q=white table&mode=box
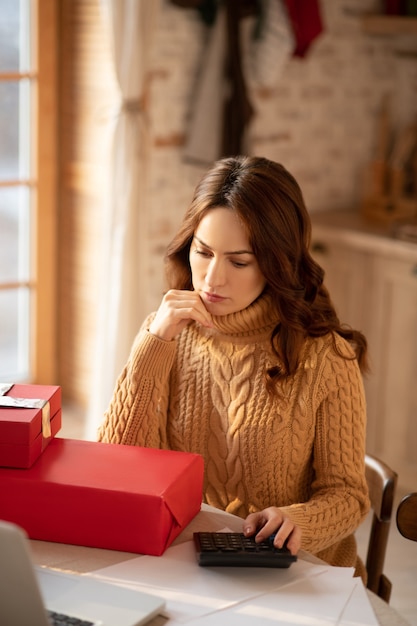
[29,504,410,626]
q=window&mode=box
[0,0,33,381]
[0,0,58,383]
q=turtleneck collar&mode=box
[209,291,280,337]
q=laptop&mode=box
[0,520,165,626]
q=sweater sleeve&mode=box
[279,338,370,554]
[97,314,177,448]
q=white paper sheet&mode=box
[92,545,325,621]
[338,578,379,626]
[90,539,367,624]
[180,571,378,626]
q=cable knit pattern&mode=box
[98,292,370,575]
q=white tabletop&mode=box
[29,504,410,626]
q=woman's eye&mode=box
[195,248,211,258]
[231,260,248,268]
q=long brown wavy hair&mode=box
[165,155,368,390]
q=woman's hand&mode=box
[149,290,213,342]
[242,507,302,556]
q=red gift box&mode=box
[0,437,204,555]
[0,384,61,468]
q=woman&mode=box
[98,155,370,578]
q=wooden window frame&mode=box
[33,0,58,382]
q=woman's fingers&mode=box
[285,524,302,554]
[243,508,301,556]
[149,290,213,341]
[271,516,302,553]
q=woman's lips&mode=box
[203,292,226,303]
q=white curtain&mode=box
[85,0,160,439]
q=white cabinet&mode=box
[364,254,417,490]
[311,212,417,492]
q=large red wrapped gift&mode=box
[0,384,61,468]
[0,437,204,555]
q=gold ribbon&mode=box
[0,384,52,438]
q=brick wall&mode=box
[143,0,417,309]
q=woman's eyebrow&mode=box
[194,236,254,256]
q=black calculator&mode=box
[193,532,297,568]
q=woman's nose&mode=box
[205,258,225,287]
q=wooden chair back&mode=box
[396,492,417,542]
[364,453,398,603]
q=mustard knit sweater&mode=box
[98,293,370,576]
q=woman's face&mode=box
[189,207,266,316]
